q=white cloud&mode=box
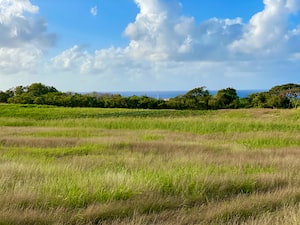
[43,0,300,90]
[1,0,300,91]
[229,0,300,58]
[52,0,245,70]
[0,0,55,74]
[0,47,42,73]
[122,1,244,61]
[285,0,300,12]
[52,45,90,72]
[51,45,130,75]
[0,0,52,48]
[0,0,38,24]
[90,6,97,16]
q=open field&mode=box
[0,104,300,224]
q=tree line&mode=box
[0,83,299,110]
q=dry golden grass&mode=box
[0,106,299,224]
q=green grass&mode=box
[0,104,300,224]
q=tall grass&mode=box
[0,104,299,224]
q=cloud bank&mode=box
[1,0,300,91]
[50,0,300,89]
[229,0,300,58]
[0,0,56,74]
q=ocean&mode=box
[112,90,266,99]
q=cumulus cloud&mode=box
[49,0,300,90]
[123,0,300,61]
[229,0,300,58]
[0,0,38,23]
[0,0,56,48]
[123,0,243,61]
[0,0,56,74]
[52,45,88,71]
[52,0,245,72]
[90,6,98,16]
[52,0,300,64]
[0,47,42,73]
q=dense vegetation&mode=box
[0,83,299,109]
[0,105,300,224]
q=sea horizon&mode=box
[105,89,267,99]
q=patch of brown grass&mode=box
[0,137,79,148]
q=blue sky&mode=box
[0,0,300,92]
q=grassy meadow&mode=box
[0,104,300,224]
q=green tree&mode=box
[266,95,290,108]
[165,96,186,109]
[267,83,299,108]
[215,88,239,109]
[8,83,59,104]
[27,83,57,97]
[249,92,270,108]
[126,95,141,108]
[0,92,8,103]
[14,86,25,96]
[269,83,300,94]
[0,90,13,103]
[182,87,211,110]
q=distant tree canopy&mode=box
[0,82,299,110]
[214,88,239,109]
[249,83,300,108]
[7,83,58,105]
[184,87,210,109]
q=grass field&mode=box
[0,104,300,225]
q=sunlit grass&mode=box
[0,104,299,224]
